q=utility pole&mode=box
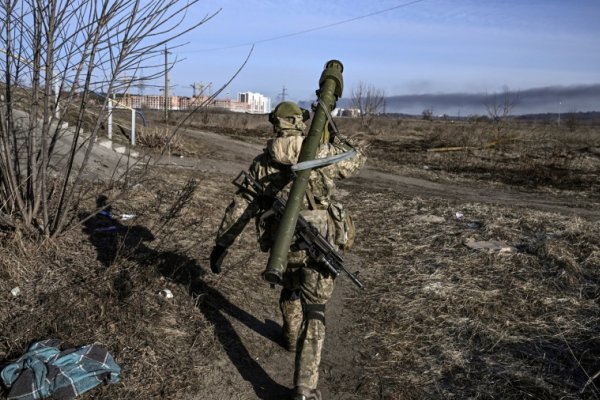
[164,45,171,122]
[278,85,287,102]
[558,101,562,125]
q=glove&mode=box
[209,245,228,274]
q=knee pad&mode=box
[303,303,326,325]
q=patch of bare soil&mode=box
[1,121,599,400]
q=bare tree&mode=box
[0,0,218,236]
[421,108,434,121]
[350,81,385,127]
[484,86,520,123]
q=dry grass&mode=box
[0,169,225,399]
[343,191,600,399]
[173,110,600,192]
[1,112,599,399]
[357,117,600,192]
[135,126,185,155]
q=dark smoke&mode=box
[335,84,600,116]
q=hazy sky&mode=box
[164,0,600,103]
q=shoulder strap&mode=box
[305,188,318,210]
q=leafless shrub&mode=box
[351,81,385,128]
[0,0,217,236]
[136,126,184,154]
[484,87,520,122]
[422,108,433,121]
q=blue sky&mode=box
[162,0,600,104]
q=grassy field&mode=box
[1,110,599,399]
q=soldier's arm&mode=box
[210,166,264,274]
[319,136,367,179]
[215,193,261,248]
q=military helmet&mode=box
[269,101,310,125]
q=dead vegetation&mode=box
[171,109,600,193]
[359,117,600,192]
[344,191,600,399]
[135,126,186,155]
[1,113,599,399]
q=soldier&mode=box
[209,101,366,400]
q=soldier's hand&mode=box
[210,245,228,274]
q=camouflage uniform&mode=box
[214,104,366,396]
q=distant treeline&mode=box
[516,111,600,122]
[378,111,600,123]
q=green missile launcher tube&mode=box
[263,60,344,284]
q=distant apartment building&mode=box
[237,92,271,113]
[117,91,271,113]
[333,108,361,117]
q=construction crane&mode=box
[190,82,210,98]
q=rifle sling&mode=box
[305,188,318,211]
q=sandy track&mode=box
[159,127,600,221]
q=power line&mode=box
[278,86,288,101]
[185,0,426,53]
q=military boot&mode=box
[292,386,322,400]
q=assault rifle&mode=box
[233,170,364,290]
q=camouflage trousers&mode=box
[280,256,335,391]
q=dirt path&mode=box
[148,127,599,399]
[352,170,600,221]
[161,128,600,221]
[189,250,364,400]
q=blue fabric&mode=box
[1,339,121,400]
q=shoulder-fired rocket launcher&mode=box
[262,59,344,285]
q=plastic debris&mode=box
[464,238,515,253]
[10,287,21,297]
[159,289,174,299]
[120,214,136,220]
[455,212,464,219]
[98,210,113,219]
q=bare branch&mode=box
[0,0,216,235]
[351,81,385,127]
